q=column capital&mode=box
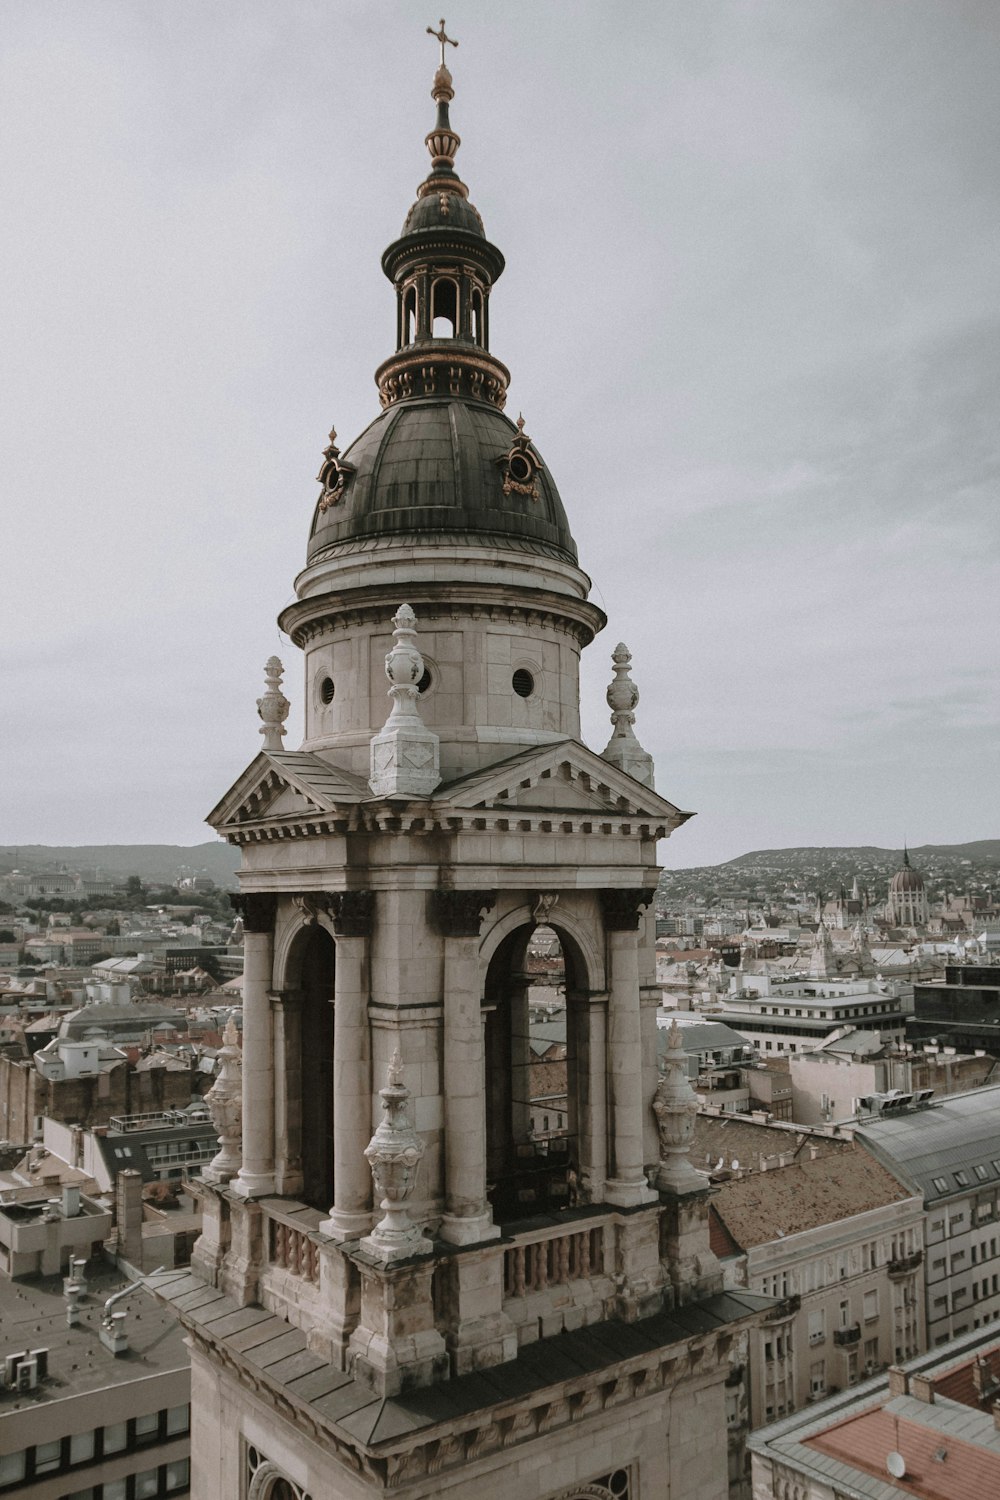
[431,889,496,938]
[230,892,277,934]
[598,888,656,932]
[331,891,374,937]
[287,890,374,936]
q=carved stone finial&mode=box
[600,641,655,789]
[652,1020,705,1194]
[368,605,441,799]
[257,657,289,752]
[202,1015,242,1185]
[360,1053,432,1263]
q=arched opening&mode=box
[484,922,588,1222]
[402,285,416,346]
[471,287,483,345]
[295,925,335,1212]
[431,276,458,338]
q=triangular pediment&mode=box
[206,750,368,833]
[434,740,692,827]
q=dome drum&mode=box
[375,345,509,410]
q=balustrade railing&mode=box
[268,1216,319,1284]
[503,1223,605,1299]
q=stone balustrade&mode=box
[503,1221,606,1299]
[267,1206,320,1284]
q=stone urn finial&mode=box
[368,605,441,799]
[203,1015,242,1184]
[360,1052,432,1262]
[652,1021,705,1194]
[257,657,290,752]
[600,642,655,788]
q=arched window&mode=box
[484,922,588,1222]
[403,285,417,346]
[471,287,484,344]
[282,925,335,1212]
[431,276,458,338]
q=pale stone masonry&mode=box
[163,30,773,1500]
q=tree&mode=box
[0,929,15,943]
[125,875,145,896]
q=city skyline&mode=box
[2,1,997,866]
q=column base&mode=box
[604,1177,659,1208]
[439,1211,501,1247]
[231,1171,275,1200]
[318,1207,373,1242]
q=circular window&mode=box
[508,452,533,483]
[320,677,335,704]
[512,668,534,698]
[417,667,432,694]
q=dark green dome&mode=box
[308,399,578,565]
[401,190,485,238]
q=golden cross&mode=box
[427,18,458,68]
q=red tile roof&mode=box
[807,1406,1000,1498]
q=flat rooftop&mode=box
[0,1264,190,1410]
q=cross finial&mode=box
[427,18,458,68]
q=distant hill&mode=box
[721,840,1000,869]
[0,842,241,887]
[660,839,1000,891]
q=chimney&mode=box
[62,1184,81,1218]
[116,1169,143,1269]
[887,1367,908,1397]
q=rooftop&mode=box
[710,1144,914,1250]
[148,1269,770,1461]
[0,1267,190,1409]
[855,1085,1000,1204]
[751,1326,1000,1499]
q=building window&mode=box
[34,1441,62,1475]
[863,1289,878,1322]
[69,1431,96,1464]
[0,1453,26,1487]
[810,1360,826,1396]
[166,1405,190,1436]
[102,1422,128,1455]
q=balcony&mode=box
[764,1294,801,1323]
[834,1323,861,1347]
[888,1249,923,1278]
[503,1219,606,1299]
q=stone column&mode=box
[231,894,277,1200]
[271,990,302,1198]
[600,889,659,1209]
[433,890,499,1246]
[640,982,662,1173]
[320,891,374,1240]
[577,992,608,1203]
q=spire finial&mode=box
[600,642,655,789]
[257,657,289,752]
[427,18,458,70]
[368,604,441,798]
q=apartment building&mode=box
[750,1324,1000,1500]
[709,1146,925,1428]
[0,1264,190,1499]
[855,1085,1000,1347]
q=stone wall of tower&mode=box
[189,1330,734,1500]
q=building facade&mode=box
[855,1087,1000,1348]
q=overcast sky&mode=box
[2,1,997,867]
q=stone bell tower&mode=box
[157,26,769,1500]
